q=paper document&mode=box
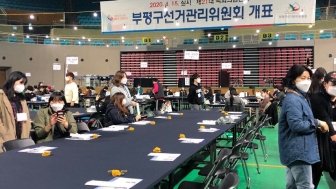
[85,177,142,189]
[130,120,151,125]
[167,112,183,116]
[136,103,140,116]
[154,116,169,119]
[197,120,216,125]
[227,111,243,114]
[179,138,204,144]
[67,133,100,140]
[332,122,336,131]
[148,153,181,161]
[199,128,219,133]
[19,146,57,153]
[100,125,129,131]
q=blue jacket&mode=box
[278,90,320,166]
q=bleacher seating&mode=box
[60,39,71,46]
[320,32,333,39]
[183,39,194,45]
[7,36,17,43]
[23,38,35,44]
[284,34,297,40]
[198,38,209,44]
[301,33,314,40]
[77,14,101,26]
[43,38,53,45]
[0,0,64,11]
[90,40,105,46]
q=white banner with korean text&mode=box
[100,0,315,33]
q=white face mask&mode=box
[295,79,311,93]
[105,91,111,96]
[50,103,64,112]
[327,86,336,96]
[196,78,201,83]
[122,99,127,105]
[14,84,25,93]
[121,78,127,85]
[65,77,70,82]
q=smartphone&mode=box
[56,111,65,117]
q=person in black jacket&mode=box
[187,73,203,110]
[310,71,336,188]
[104,92,141,126]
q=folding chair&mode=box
[2,138,35,151]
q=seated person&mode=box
[180,87,187,97]
[203,86,213,104]
[25,85,36,101]
[105,92,141,125]
[161,100,173,113]
[135,84,143,95]
[260,88,271,113]
[33,91,77,143]
[225,88,245,111]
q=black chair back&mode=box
[3,138,35,151]
[218,172,239,189]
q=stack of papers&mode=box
[197,120,217,125]
[332,122,336,130]
[148,153,181,161]
[19,146,57,153]
[198,128,219,133]
[227,111,243,114]
[100,125,129,132]
[179,138,204,144]
[67,133,101,140]
[85,177,142,189]
[131,120,152,125]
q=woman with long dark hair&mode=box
[0,71,31,152]
[105,92,141,126]
[33,91,77,143]
[279,65,329,188]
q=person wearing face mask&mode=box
[0,71,31,152]
[104,92,141,126]
[33,91,77,143]
[64,72,79,107]
[279,65,329,189]
[136,84,143,95]
[310,71,336,188]
[111,71,138,114]
[187,73,204,110]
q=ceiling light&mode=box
[194,39,198,42]
[268,42,272,45]
[156,39,160,43]
[29,14,35,20]
[233,44,236,48]
[319,30,324,33]
[121,36,125,40]
[198,46,202,50]
[73,26,78,30]
[93,12,98,17]
[233,36,237,40]
[207,33,211,37]
[308,24,313,28]
[26,35,30,38]
[256,29,260,33]
[166,47,169,50]
[11,33,15,36]
[306,38,311,41]
[88,38,91,42]
[135,46,139,49]
[56,37,59,41]
[82,36,86,39]
[275,33,279,37]
[106,44,110,47]
[45,35,49,38]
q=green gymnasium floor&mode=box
[174,125,330,189]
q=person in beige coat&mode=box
[34,91,77,143]
[0,71,32,153]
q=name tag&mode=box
[17,113,28,122]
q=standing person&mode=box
[152,78,164,110]
[187,73,203,110]
[64,72,79,107]
[111,71,137,114]
[310,71,336,188]
[279,65,329,189]
[0,71,32,152]
[33,92,77,143]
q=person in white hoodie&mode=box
[64,72,79,107]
